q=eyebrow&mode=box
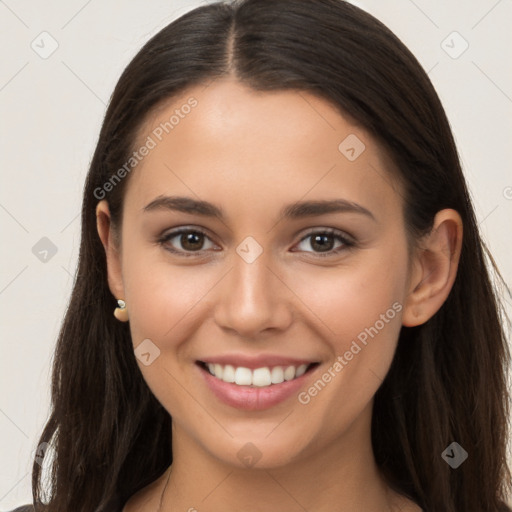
[143,195,375,221]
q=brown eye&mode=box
[293,229,355,256]
[159,228,217,255]
[180,232,205,251]
[310,234,335,252]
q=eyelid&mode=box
[297,227,355,243]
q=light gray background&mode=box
[1,0,511,508]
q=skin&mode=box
[97,78,462,511]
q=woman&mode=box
[12,0,511,510]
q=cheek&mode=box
[120,239,216,352]
[288,251,408,413]
[120,249,219,420]
[127,270,212,344]
[288,253,407,349]
[288,251,408,438]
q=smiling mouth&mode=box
[197,361,319,388]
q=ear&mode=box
[402,209,463,327]
[96,200,125,304]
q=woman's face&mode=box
[107,79,414,468]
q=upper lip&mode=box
[198,354,319,370]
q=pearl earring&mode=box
[114,299,129,322]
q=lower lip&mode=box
[197,364,317,411]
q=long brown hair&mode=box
[32,1,511,510]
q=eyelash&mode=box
[157,227,355,258]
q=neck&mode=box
[157,405,403,512]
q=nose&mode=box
[213,252,293,339]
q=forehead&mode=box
[125,78,402,221]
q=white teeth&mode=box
[234,367,252,386]
[284,366,296,381]
[205,362,312,387]
[214,364,224,380]
[222,364,235,383]
[252,367,272,387]
[270,366,284,384]
[296,364,308,377]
